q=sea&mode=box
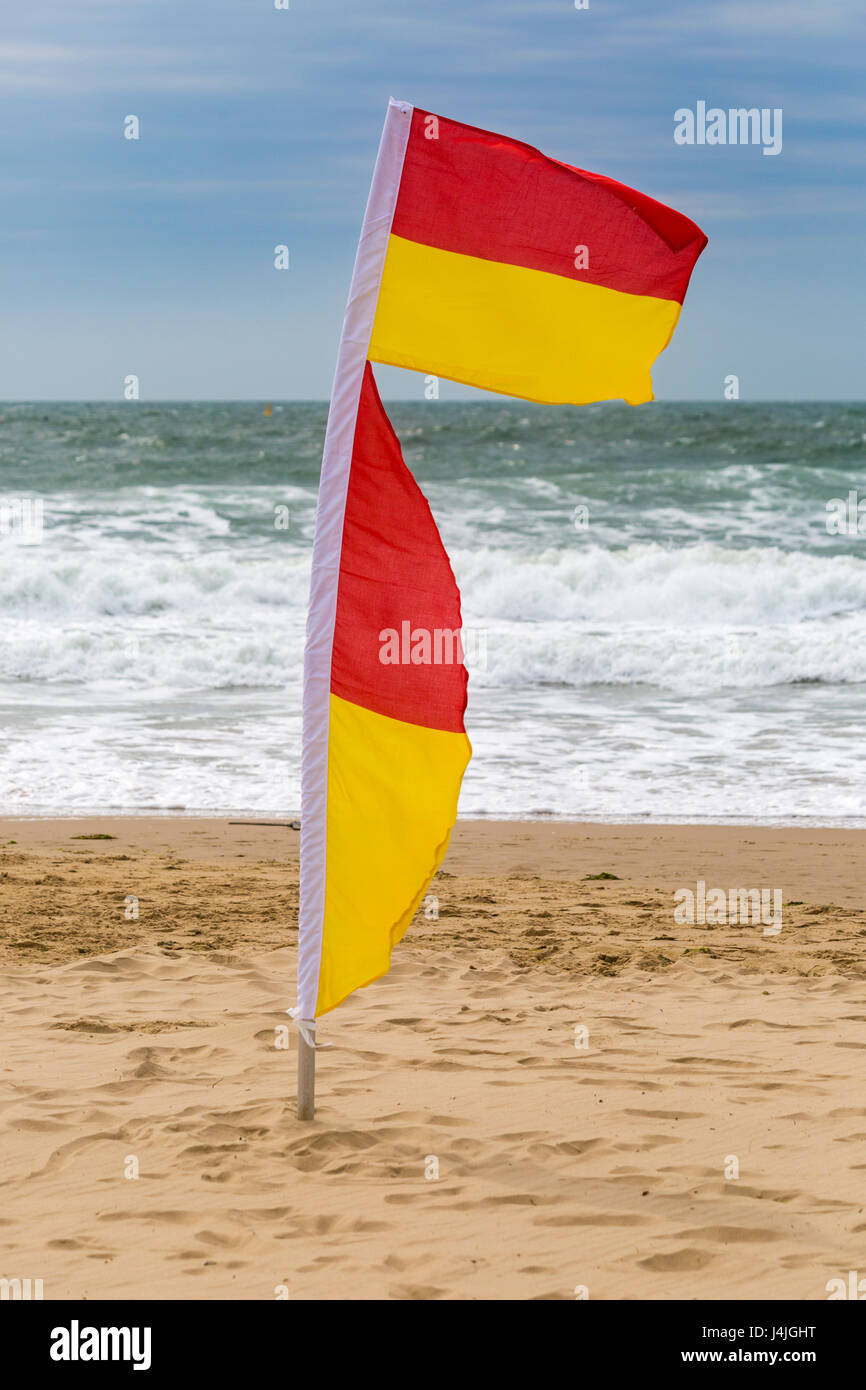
[1,399,865,824]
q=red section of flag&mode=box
[391,108,707,304]
[330,363,468,734]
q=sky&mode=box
[0,0,863,400]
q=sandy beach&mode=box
[1,816,865,1300]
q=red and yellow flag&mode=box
[295,99,706,1032]
[370,107,707,405]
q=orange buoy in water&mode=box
[264,403,273,417]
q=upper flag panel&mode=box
[369,107,707,406]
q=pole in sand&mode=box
[297,1031,315,1121]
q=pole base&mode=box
[297,1032,315,1121]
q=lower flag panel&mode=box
[316,693,472,1017]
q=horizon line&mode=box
[0,398,863,407]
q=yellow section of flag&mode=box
[369,234,683,406]
[317,693,472,1016]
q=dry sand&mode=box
[0,816,864,1300]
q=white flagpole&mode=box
[294,98,413,1121]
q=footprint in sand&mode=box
[639,1248,716,1272]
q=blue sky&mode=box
[0,0,863,400]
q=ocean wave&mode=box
[0,540,865,693]
[5,539,865,626]
[466,616,866,693]
[0,547,311,619]
[454,541,866,627]
[0,630,305,688]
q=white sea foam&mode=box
[2,540,866,695]
[455,541,866,628]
